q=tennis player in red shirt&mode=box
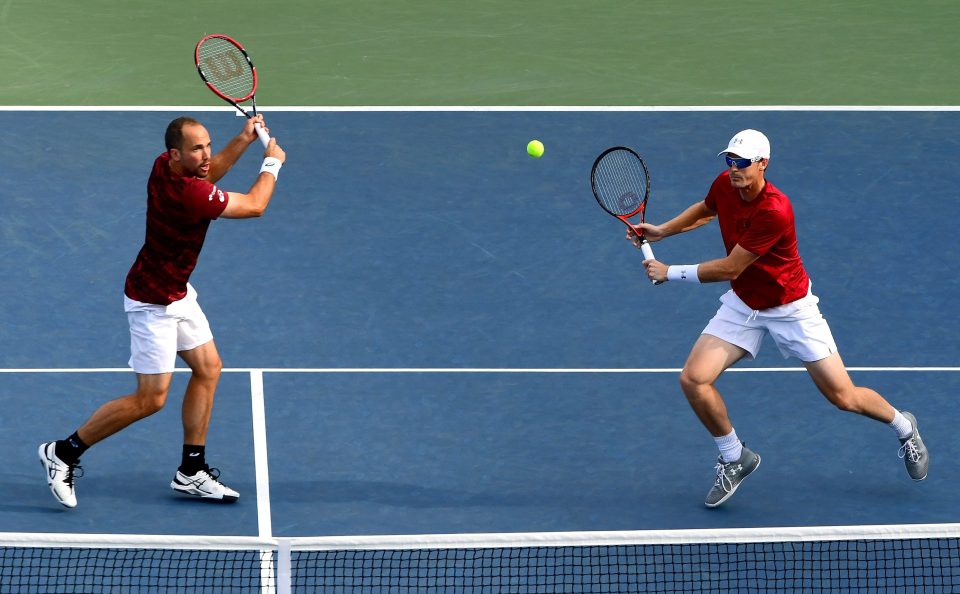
[634,129,928,507]
[39,115,286,508]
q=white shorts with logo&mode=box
[702,285,838,362]
[124,283,214,374]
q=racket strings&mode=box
[197,38,255,101]
[593,151,649,217]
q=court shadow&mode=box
[0,474,69,516]
[271,479,554,509]
[277,477,677,508]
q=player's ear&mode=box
[168,148,181,161]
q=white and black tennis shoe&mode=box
[38,442,81,508]
[171,467,239,502]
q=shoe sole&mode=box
[705,455,761,508]
[38,443,77,509]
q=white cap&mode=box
[717,129,770,160]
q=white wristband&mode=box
[666,264,701,283]
[260,157,282,181]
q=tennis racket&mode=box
[194,34,271,148]
[590,146,660,284]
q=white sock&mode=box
[714,429,743,463]
[889,410,913,440]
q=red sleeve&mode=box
[738,207,788,256]
[182,178,229,219]
[703,172,727,212]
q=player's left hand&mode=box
[642,258,668,283]
[626,223,665,249]
[243,114,269,141]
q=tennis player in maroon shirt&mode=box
[633,129,928,507]
[39,115,286,508]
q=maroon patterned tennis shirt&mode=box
[124,153,229,305]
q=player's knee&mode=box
[679,368,709,397]
[193,356,223,382]
[825,388,860,413]
[135,389,169,416]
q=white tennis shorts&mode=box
[124,283,214,374]
[702,285,838,362]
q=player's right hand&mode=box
[244,114,267,140]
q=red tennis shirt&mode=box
[124,153,229,305]
[703,171,809,310]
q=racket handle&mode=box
[254,123,271,148]
[638,240,663,285]
[639,241,654,261]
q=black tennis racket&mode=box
[195,34,271,148]
[590,146,660,284]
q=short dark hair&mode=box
[165,116,202,152]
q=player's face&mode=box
[172,124,213,178]
[726,154,766,188]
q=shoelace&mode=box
[898,438,922,463]
[64,463,84,488]
[195,466,223,482]
[713,462,733,494]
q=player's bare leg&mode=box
[170,339,238,501]
[680,334,760,506]
[803,353,894,421]
[679,334,748,437]
[40,373,172,507]
[77,373,174,446]
[805,352,928,480]
[177,340,222,445]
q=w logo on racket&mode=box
[202,52,246,82]
[618,191,641,213]
[195,34,271,148]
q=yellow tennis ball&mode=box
[527,139,544,158]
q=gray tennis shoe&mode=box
[705,444,761,508]
[898,411,928,481]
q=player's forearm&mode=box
[243,175,276,217]
[208,134,256,182]
[693,259,741,282]
[660,201,715,237]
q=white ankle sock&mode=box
[714,429,742,463]
[889,410,913,440]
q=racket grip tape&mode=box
[638,240,662,285]
[254,123,271,148]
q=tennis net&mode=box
[3,523,960,593]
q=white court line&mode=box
[250,370,273,539]
[1,105,959,112]
[1,367,958,373]
[249,371,278,593]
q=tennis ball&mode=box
[527,139,544,158]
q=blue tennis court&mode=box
[1,108,959,590]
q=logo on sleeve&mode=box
[208,186,225,203]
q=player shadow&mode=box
[0,474,74,515]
